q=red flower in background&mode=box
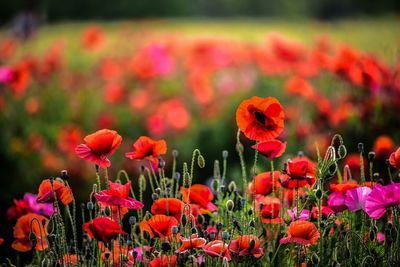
[37,179,73,206]
[83,217,126,243]
[10,62,31,97]
[236,96,284,142]
[176,234,207,253]
[95,181,143,209]
[151,198,185,220]
[12,213,49,252]
[75,129,122,168]
[229,235,263,258]
[81,26,105,51]
[248,171,281,196]
[140,214,178,239]
[389,147,400,169]
[252,139,286,159]
[281,156,316,189]
[125,136,167,166]
[180,184,217,214]
[58,126,82,155]
[203,240,231,261]
[280,220,320,246]
[149,255,177,267]
[373,135,394,159]
[256,195,281,224]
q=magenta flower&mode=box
[95,181,144,209]
[327,192,347,212]
[288,208,310,221]
[7,193,54,221]
[0,67,13,84]
[365,183,400,219]
[377,232,385,243]
[345,186,371,212]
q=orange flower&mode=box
[83,217,126,244]
[125,136,167,166]
[75,129,122,168]
[329,180,359,193]
[280,220,320,246]
[12,213,49,252]
[236,96,284,142]
[203,240,231,261]
[37,179,73,206]
[256,195,281,224]
[140,215,178,239]
[252,139,286,159]
[180,184,217,214]
[389,147,400,169]
[373,135,394,159]
[151,198,185,221]
[229,234,263,258]
[149,255,177,267]
[176,234,207,253]
[81,26,104,50]
[248,171,281,196]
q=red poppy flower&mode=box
[389,147,400,169]
[203,240,231,261]
[229,235,263,258]
[281,157,316,188]
[95,181,143,209]
[248,171,281,196]
[149,255,177,267]
[176,234,207,253]
[75,129,122,168]
[180,184,217,214]
[100,240,134,266]
[329,180,359,193]
[0,238,3,246]
[151,198,184,221]
[140,214,178,239]
[37,179,73,206]
[236,96,284,142]
[81,26,105,51]
[125,136,167,166]
[252,139,286,159]
[311,206,334,219]
[256,195,281,224]
[9,62,31,97]
[373,135,394,159]
[83,217,126,244]
[57,126,82,155]
[12,213,49,252]
[280,220,320,246]
[59,254,79,265]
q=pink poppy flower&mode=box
[365,183,400,219]
[377,232,385,242]
[95,181,144,209]
[288,208,310,221]
[344,186,371,212]
[327,192,347,212]
[75,129,122,168]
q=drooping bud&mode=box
[198,155,205,168]
[226,200,234,211]
[228,181,237,193]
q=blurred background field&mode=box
[0,0,400,260]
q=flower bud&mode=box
[87,202,94,211]
[173,172,181,181]
[358,143,364,154]
[151,193,159,201]
[315,189,323,199]
[197,155,205,168]
[197,214,205,225]
[228,181,237,193]
[158,157,166,168]
[248,208,253,216]
[181,215,187,227]
[61,170,69,180]
[221,231,230,241]
[191,227,198,234]
[161,241,171,252]
[249,220,255,228]
[311,253,320,264]
[368,151,375,161]
[172,226,179,235]
[172,149,179,158]
[129,216,136,225]
[216,222,223,231]
[226,200,234,211]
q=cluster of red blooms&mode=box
[1,26,399,182]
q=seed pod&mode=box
[172,149,179,158]
[311,253,319,264]
[198,155,205,168]
[129,216,136,225]
[209,232,216,240]
[191,228,198,234]
[172,226,179,235]
[236,142,244,153]
[87,202,94,211]
[61,170,69,180]
[221,231,230,241]
[358,143,364,154]
[228,181,237,193]
[222,150,229,159]
[368,152,376,161]
[161,241,171,252]
[173,172,181,181]
[338,145,347,158]
[158,157,166,168]
[249,220,255,228]
[211,179,219,192]
[248,208,253,216]
[151,193,159,201]
[226,200,234,211]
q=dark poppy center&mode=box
[253,110,275,130]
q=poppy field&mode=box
[1,18,400,266]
